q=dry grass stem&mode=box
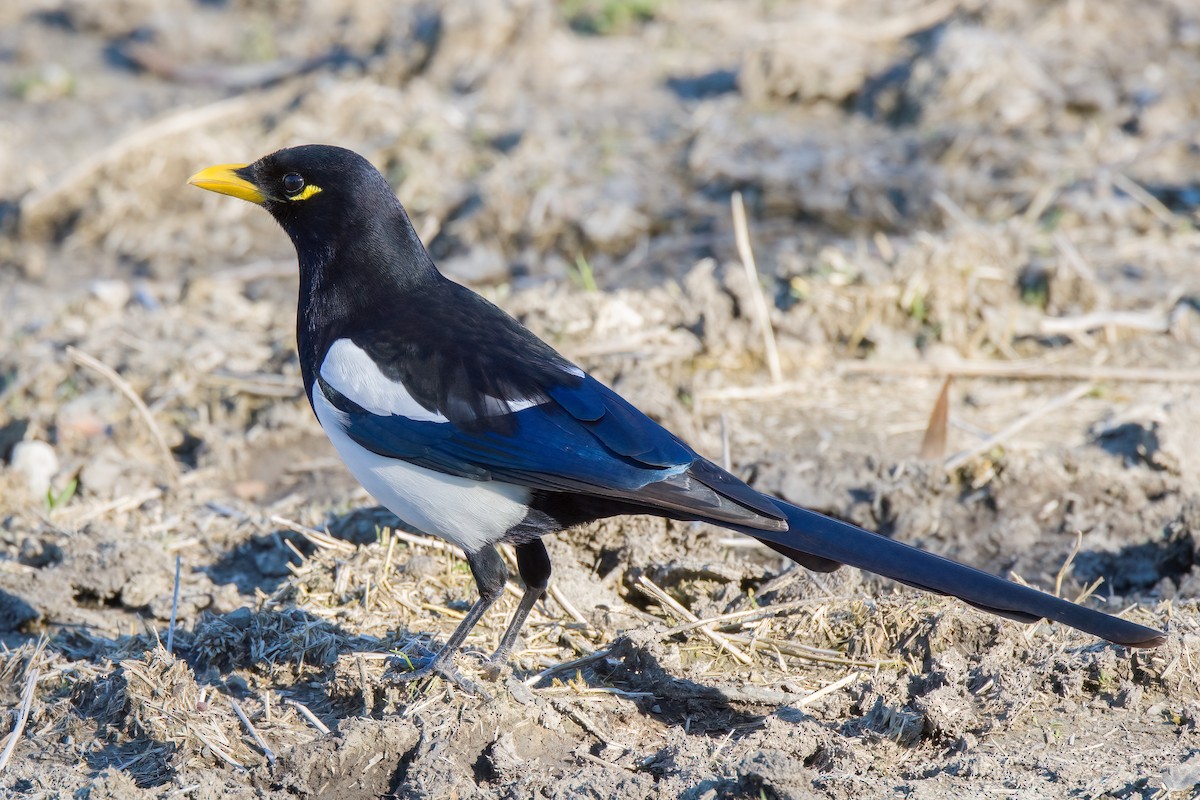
[167,554,181,655]
[1054,531,1085,599]
[269,515,356,553]
[547,698,625,748]
[918,377,952,460]
[340,653,392,661]
[943,383,1093,471]
[931,191,973,227]
[795,671,863,708]
[1052,230,1100,284]
[1025,530,1088,641]
[62,487,164,527]
[1040,309,1174,336]
[835,360,1200,384]
[356,656,370,718]
[637,575,753,665]
[207,260,296,284]
[381,532,398,585]
[0,665,40,773]
[421,603,466,621]
[281,538,308,571]
[67,346,179,484]
[1074,577,1105,606]
[1110,172,1177,226]
[658,598,835,638]
[703,362,1200,406]
[542,686,654,699]
[730,191,783,384]
[548,585,594,632]
[284,699,331,735]
[201,370,302,398]
[844,0,960,43]
[719,633,897,668]
[525,649,614,687]
[390,528,465,558]
[719,413,732,471]
[230,698,275,766]
[193,730,245,771]
[400,693,446,720]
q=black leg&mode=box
[486,539,552,673]
[394,544,508,694]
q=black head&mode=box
[189,144,407,255]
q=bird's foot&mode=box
[390,654,487,697]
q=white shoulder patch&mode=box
[498,364,582,413]
[320,339,449,423]
[504,396,543,413]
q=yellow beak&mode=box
[187,163,264,204]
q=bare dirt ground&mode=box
[2,0,1200,797]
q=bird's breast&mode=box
[312,387,530,552]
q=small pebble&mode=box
[403,554,441,579]
[11,439,58,497]
[89,279,132,310]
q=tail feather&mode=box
[732,499,1165,648]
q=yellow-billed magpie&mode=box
[190,144,1165,690]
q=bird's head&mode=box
[189,144,400,252]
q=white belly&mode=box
[313,389,531,552]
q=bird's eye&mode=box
[282,173,305,195]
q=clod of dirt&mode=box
[267,718,419,799]
[1072,505,1197,595]
[1162,753,1200,793]
[740,26,904,105]
[1091,420,1165,470]
[82,768,142,800]
[0,590,38,632]
[422,0,555,92]
[1147,393,1200,478]
[728,748,819,799]
[905,26,1065,132]
[688,109,938,231]
[912,683,980,743]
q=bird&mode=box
[189,144,1165,690]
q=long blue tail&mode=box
[728,498,1165,648]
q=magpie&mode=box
[190,144,1165,689]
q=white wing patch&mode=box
[320,339,449,422]
[313,389,531,551]
[320,337,555,421]
[504,397,543,413]
[501,367,581,412]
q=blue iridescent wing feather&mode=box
[325,374,694,494]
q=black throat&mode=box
[287,201,439,403]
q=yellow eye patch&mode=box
[291,184,323,201]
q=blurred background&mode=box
[1,1,1199,796]
[5,0,1199,296]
